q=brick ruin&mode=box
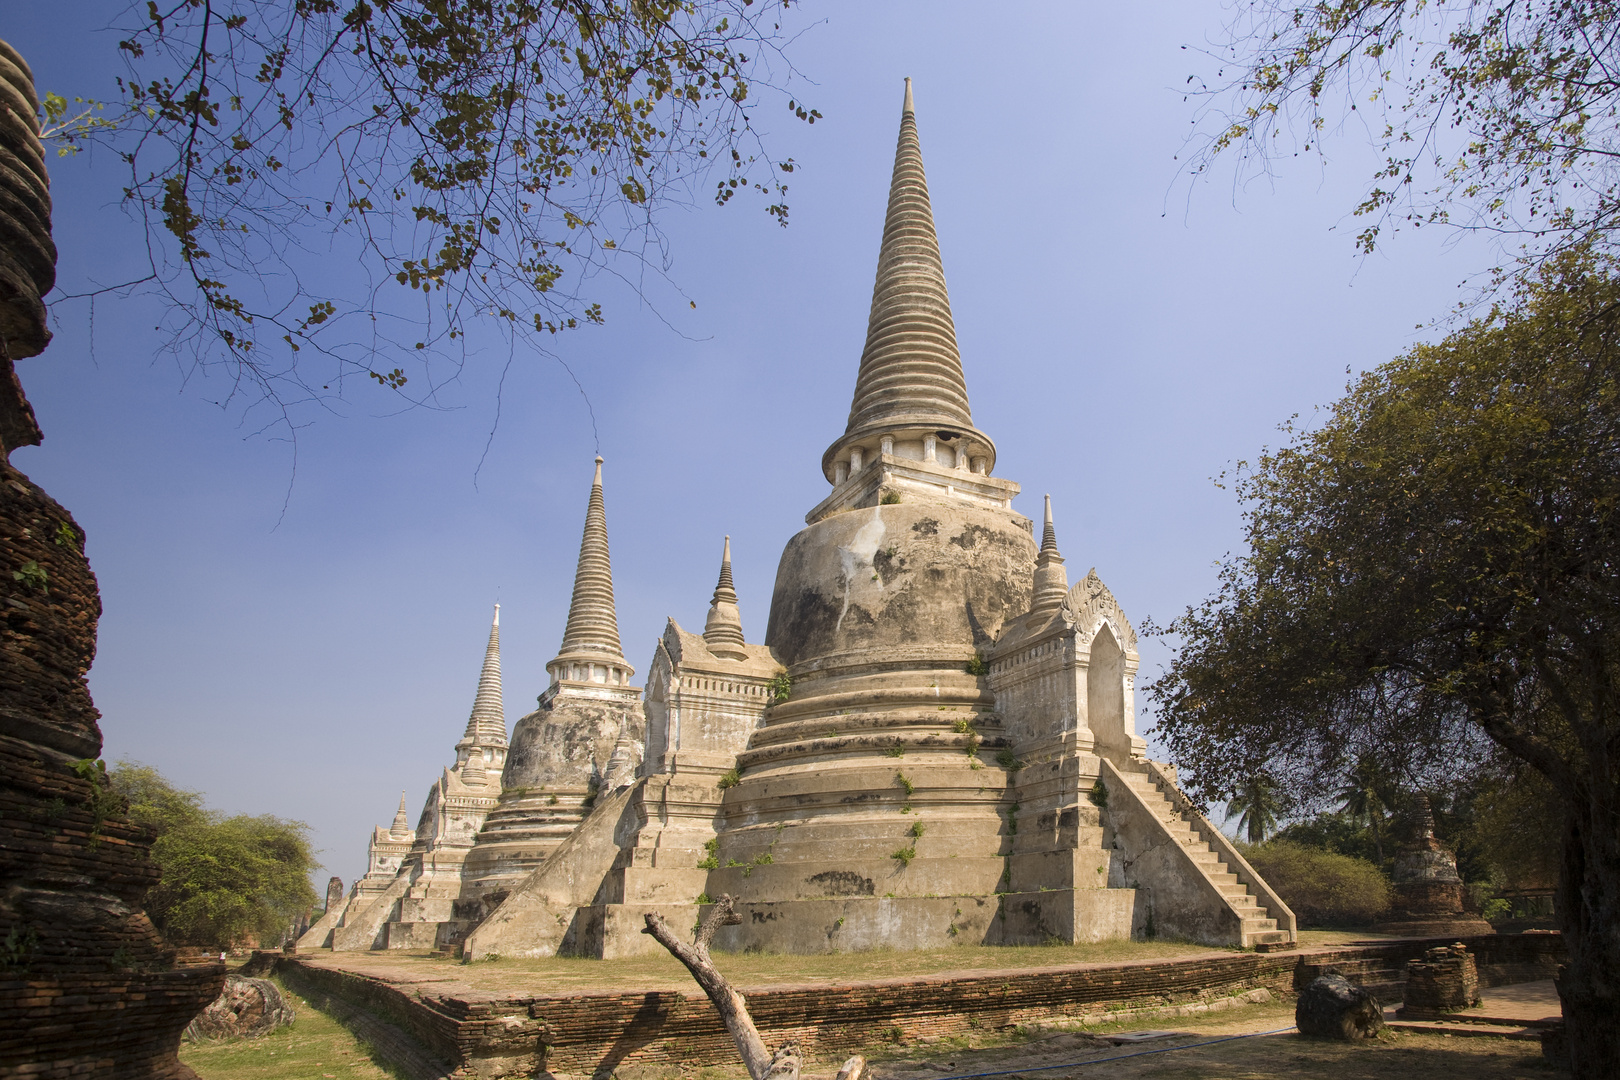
[1399,943,1482,1018]
[0,38,224,1078]
[1373,796,1493,937]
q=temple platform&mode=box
[276,932,1563,1080]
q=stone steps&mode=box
[1119,765,1285,949]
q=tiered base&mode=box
[557,887,1147,958]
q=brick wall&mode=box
[282,934,1565,1078]
[0,732,225,1079]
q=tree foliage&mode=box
[109,759,208,836]
[110,761,317,947]
[1190,1,1620,278]
[1466,761,1565,893]
[1239,839,1393,926]
[82,0,813,424]
[1147,251,1620,1075]
[1226,771,1283,842]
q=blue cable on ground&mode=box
[918,1026,1300,1079]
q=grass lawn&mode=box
[178,977,405,1080]
[310,937,1246,999]
[307,931,1407,1000]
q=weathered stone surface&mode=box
[460,461,640,912]
[765,501,1034,667]
[1399,943,1481,1018]
[184,975,296,1040]
[1296,974,1386,1040]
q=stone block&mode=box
[183,976,295,1041]
[382,922,441,951]
[1296,974,1386,1040]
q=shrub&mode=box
[110,761,316,948]
[1241,839,1392,927]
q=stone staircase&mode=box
[1113,763,1293,949]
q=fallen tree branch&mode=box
[643,895,865,1080]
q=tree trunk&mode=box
[643,897,865,1080]
[1556,802,1620,1079]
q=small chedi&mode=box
[0,38,224,1079]
[310,81,1296,959]
[1372,797,1493,937]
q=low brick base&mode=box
[281,932,1566,1080]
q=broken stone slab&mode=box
[183,975,297,1041]
[1295,973,1386,1040]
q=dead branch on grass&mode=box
[642,895,865,1080]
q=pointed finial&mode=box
[461,604,507,746]
[716,535,736,597]
[1032,494,1068,612]
[551,457,633,679]
[821,74,997,484]
[390,791,411,838]
[704,534,747,657]
[600,721,641,792]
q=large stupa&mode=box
[455,81,1295,958]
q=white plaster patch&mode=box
[835,509,888,633]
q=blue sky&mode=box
[5,2,1493,881]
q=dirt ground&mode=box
[867,1002,1556,1080]
[614,1001,1557,1080]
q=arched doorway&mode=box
[1087,623,1127,759]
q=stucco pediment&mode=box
[1060,568,1138,655]
[660,618,688,665]
[645,637,674,701]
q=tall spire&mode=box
[1032,494,1068,612]
[551,457,631,681]
[462,604,506,744]
[822,78,996,483]
[390,791,412,839]
[703,535,747,658]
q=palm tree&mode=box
[1227,773,1282,843]
[1337,757,1390,865]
